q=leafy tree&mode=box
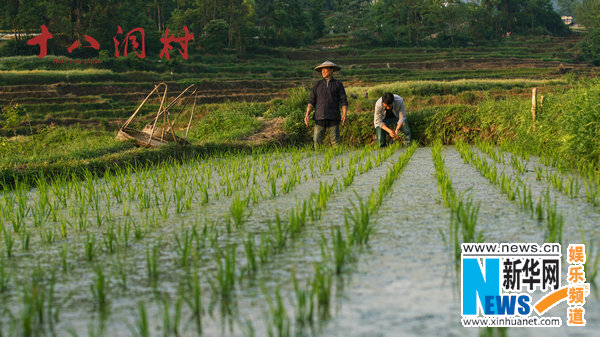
[556,0,579,16]
[203,19,228,53]
[1,102,27,137]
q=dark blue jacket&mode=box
[308,78,348,121]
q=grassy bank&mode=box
[2,75,598,189]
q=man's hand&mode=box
[304,113,310,127]
[341,106,348,126]
[395,124,402,137]
[388,130,397,139]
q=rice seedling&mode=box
[264,287,291,337]
[146,243,160,284]
[0,257,9,293]
[3,227,15,257]
[288,201,308,239]
[584,181,599,207]
[243,233,258,276]
[158,196,171,222]
[269,177,277,198]
[85,233,96,261]
[535,195,545,222]
[550,172,564,192]
[580,230,599,284]
[268,213,289,252]
[517,183,534,215]
[118,220,132,246]
[20,281,47,336]
[535,166,544,181]
[199,184,210,204]
[103,224,117,254]
[31,204,49,228]
[59,245,69,272]
[478,141,505,164]
[183,265,203,334]
[132,301,150,337]
[90,265,108,312]
[211,244,237,301]
[331,226,352,274]
[229,194,250,228]
[76,207,88,232]
[292,271,313,327]
[258,232,272,265]
[499,173,517,201]
[544,199,564,244]
[18,229,31,250]
[161,294,182,337]
[174,227,193,267]
[565,177,581,199]
[342,166,356,188]
[311,263,332,320]
[510,155,526,174]
[345,195,372,246]
[454,195,482,244]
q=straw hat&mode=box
[314,60,341,72]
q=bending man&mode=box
[374,92,412,147]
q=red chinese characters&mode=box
[27,26,193,60]
[68,35,100,53]
[159,26,194,60]
[27,25,53,58]
[113,26,146,59]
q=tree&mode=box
[575,0,600,29]
[1,102,27,137]
[309,0,325,39]
[556,0,579,16]
[204,18,228,53]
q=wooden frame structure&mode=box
[116,83,197,147]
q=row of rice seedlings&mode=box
[432,141,482,261]
[0,148,340,334]
[509,154,528,175]
[432,142,455,207]
[261,144,417,333]
[580,230,599,284]
[196,146,398,329]
[535,152,600,206]
[241,147,386,274]
[222,148,350,231]
[498,141,531,174]
[457,141,564,244]
[457,141,531,212]
[0,148,316,263]
[476,140,505,164]
[329,144,417,276]
[230,146,396,277]
[13,269,62,337]
[0,146,392,336]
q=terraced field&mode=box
[0,142,598,336]
[0,34,590,136]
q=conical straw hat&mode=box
[314,60,341,72]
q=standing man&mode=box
[304,61,348,148]
[374,92,412,147]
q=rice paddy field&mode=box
[0,139,599,336]
[1,32,600,336]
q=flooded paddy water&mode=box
[0,144,598,336]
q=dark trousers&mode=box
[314,123,340,148]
